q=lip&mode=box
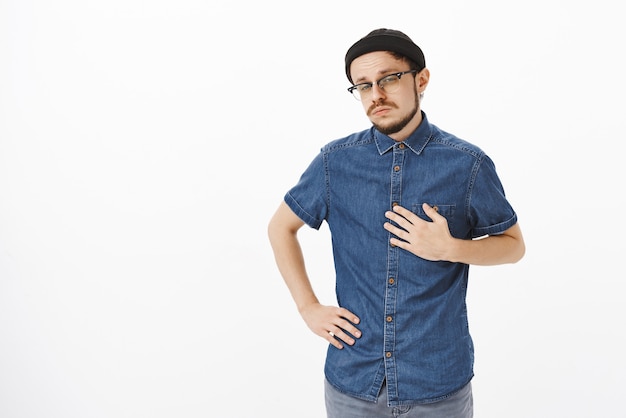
[371,106,391,117]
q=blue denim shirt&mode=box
[284,113,518,406]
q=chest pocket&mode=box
[411,203,456,222]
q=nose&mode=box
[370,83,386,102]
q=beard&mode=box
[373,104,419,135]
[370,90,420,135]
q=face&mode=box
[349,51,429,140]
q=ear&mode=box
[416,68,430,94]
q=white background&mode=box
[1,1,624,417]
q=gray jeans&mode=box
[325,379,473,418]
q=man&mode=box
[267,28,525,417]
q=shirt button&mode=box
[386,316,393,322]
[399,143,405,149]
[388,278,395,285]
[386,352,392,358]
[392,202,399,207]
[393,165,400,172]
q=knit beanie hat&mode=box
[344,28,426,83]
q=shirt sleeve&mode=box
[284,151,328,230]
[468,154,518,238]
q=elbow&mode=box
[267,217,279,245]
[510,239,526,264]
[503,223,525,264]
[513,243,526,263]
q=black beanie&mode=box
[344,28,426,83]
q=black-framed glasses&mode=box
[347,70,418,101]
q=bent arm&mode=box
[267,201,362,349]
[267,201,319,312]
[384,204,525,266]
[449,222,525,266]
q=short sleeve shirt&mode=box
[284,113,518,405]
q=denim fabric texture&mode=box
[284,112,517,406]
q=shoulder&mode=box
[321,128,374,154]
[427,123,486,160]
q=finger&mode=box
[334,329,357,346]
[389,205,425,227]
[327,322,361,346]
[421,203,443,221]
[337,308,360,326]
[336,318,362,340]
[384,222,409,242]
[329,309,362,347]
[384,211,413,231]
[392,204,415,219]
[389,236,411,250]
[326,330,344,349]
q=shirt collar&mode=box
[374,111,432,156]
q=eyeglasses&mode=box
[347,70,418,101]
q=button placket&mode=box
[382,142,405,402]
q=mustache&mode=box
[367,100,396,115]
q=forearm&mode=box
[447,223,525,266]
[268,212,320,312]
[273,238,319,311]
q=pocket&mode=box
[411,203,455,221]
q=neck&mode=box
[389,108,423,142]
